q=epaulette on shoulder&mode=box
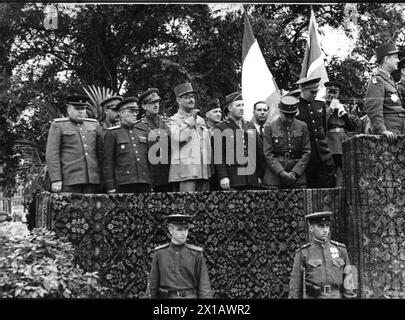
[54,118,69,122]
[295,243,311,253]
[155,243,170,251]
[84,118,98,122]
[107,125,121,130]
[186,244,203,252]
[330,240,346,248]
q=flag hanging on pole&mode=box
[299,8,329,100]
[241,8,281,122]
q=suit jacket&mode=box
[45,118,101,185]
[213,118,265,188]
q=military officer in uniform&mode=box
[364,42,405,142]
[296,76,336,188]
[289,211,357,299]
[102,97,152,193]
[324,81,356,187]
[138,88,171,192]
[149,214,213,299]
[46,95,101,193]
[99,96,122,139]
[263,96,311,189]
[396,57,405,102]
[213,92,265,190]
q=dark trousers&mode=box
[62,184,99,194]
[116,183,151,193]
[152,184,172,192]
[306,158,336,189]
[332,154,344,187]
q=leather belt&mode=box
[328,127,346,133]
[167,288,196,298]
[275,152,300,160]
[321,284,340,293]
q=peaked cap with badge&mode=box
[139,88,162,105]
[279,96,299,114]
[174,82,197,98]
[116,97,139,112]
[100,96,123,109]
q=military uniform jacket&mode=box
[168,110,212,182]
[262,117,311,187]
[149,242,213,298]
[364,69,405,134]
[289,239,356,299]
[296,98,333,164]
[213,118,265,188]
[102,122,151,191]
[397,79,405,104]
[139,115,170,187]
[46,118,101,185]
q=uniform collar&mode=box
[377,68,393,81]
[121,122,135,130]
[69,118,84,125]
[177,109,192,118]
[312,237,329,247]
[170,242,186,251]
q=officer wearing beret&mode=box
[289,211,356,299]
[396,57,405,103]
[295,76,336,188]
[102,97,152,193]
[168,82,212,192]
[149,214,213,299]
[263,96,311,189]
[46,95,101,193]
[138,88,171,192]
[213,92,265,190]
[364,42,405,142]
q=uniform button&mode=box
[133,144,136,147]
[135,151,138,153]
[131,137,135,140]
[126,171,130,174]
[310,112,313,114]
[82,136,85,139]
[85,152,88,155]
[129,131,132,134]
[80,128,83,130]
[84,144,87,147]
[288,144,291,146]
[312,120,315,123]
[314,129,317,132]
[137,158,140,161]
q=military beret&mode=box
[305,211,332,224]
[202,98,221,116]
[139,88,162,105]
[398,57,405,70]
[116,97,139,111]
[174,82,197,98]
[100,96,123,109]
[225,92,243,105]
[279,96,299,114]
[166,214,194,226]
[66,95,91,108]
[324,81,342,90]
[296,76,321,89]
[375,42,399,61]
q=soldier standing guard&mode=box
[102,97,152,193]
[364,42,405,142]
[149,214,213,299]
[263,96,311,189]
[288,211,357,299]
[138,88,171,192]
[46,95,101,193]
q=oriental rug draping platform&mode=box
[36,188,345,298]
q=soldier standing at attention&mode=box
[288,211,357,299]
[46,95,101,193]
[102,97,152,193]
[364,42,405,142]
[149,214,213,299]
[138,88,171,192]
[262,96,311,189]
[296,76,336,188]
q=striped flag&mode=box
[300,9,329,100]
[242,9,281,122]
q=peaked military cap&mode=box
[324,81,342,90]
[305,211,332,224]
[166,214,194,226]
[116,97,139,111]
[279,96,299,114]
[100,96,123,109]
[296,76,321,89]
[398,57,405,70]
[375,42,399,61]
[283,88,301,98]
[202,98,221,115]
[66,95,91,108]
[225,92,243,105]
[139,88,162,105]
[174,82,197,97]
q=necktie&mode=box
[259,124,264,137]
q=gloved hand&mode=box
[279,171,296,185]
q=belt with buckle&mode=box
[328,127,346,133]
[167,288,196,298]
[276,152,300,160]
[322,284,340,293]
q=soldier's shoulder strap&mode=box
[84,118,98,122]
[53,117,69,123]
[107,125,121,130]
[296,243,311,253]
[154,243,170,251]
[330,240,346,248]
[186,243,203,252]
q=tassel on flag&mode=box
[241,8,281,122]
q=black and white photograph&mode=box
[0,1,405,312]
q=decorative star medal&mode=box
[391,94,398,102]
[330,247,339,259]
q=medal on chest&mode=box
[391,94,399,102]
[330,246,340,259]
[121,144,126,150]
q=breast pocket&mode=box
[292,131,303,147]
[332,258,345,268]
[272,135,286,151]
[307,258,322,269]
[62,131,77,144]
[117,141,130,155]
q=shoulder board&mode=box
[54,118,69,122]
[107,125,121,130]
[84,118,98,122]
[295,243,311,253]
[154,243,170,251]
[186,244,203,252]
[330,240,346,248]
